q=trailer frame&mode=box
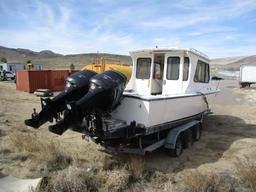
[91,119,203,156]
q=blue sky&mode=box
[0,0,256,58]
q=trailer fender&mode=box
[164,120,200,149]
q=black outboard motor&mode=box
[24,70,97,129]
[50,70,127,136]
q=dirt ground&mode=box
[0,80,256,191]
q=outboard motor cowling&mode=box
[76,70,127,112]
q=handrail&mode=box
[190,48,209,59]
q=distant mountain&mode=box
[1,45,254,71]
[39,50,62,57]
[0,46,62,61]
[211,55,256,71]
[210,56,245,66]
[0,45,132,69]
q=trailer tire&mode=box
[168,135,183,157]
[193,123,202,141]
[183,129,193,148]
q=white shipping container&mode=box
[240,65,256,83]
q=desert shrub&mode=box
[127,173,176,192]
[9,131,72,171]
[36,166,98,192]
[151,171,172,189]
[1,57,7,63]
[162,181,177,192]
[126,155,145,180]
[181,170,234,192]
[103,169,131,192]
[102,155,122,170]
[36,165,131,192]
[235,156,256,191]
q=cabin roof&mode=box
[130,48,209,60]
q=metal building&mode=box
[0,63,43,73]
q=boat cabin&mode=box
[126,48,212,96]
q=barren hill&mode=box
[1,45,255,71]
[0,46,132,69]
[0,46,62,60]
[211,55,256,71]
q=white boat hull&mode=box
[112,92,216,128]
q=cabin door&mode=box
[162,53,183,95]
[134,54,153,95]
[151,54,164,95]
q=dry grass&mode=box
[0,129,6,137]
[181,170,235,192]
[102,155,122,170]
[9,131,57,160]
[103,169,131,191]
[0,112,4,117]
[35,166,98,192]
[235,156,256,191]
[34,165,131,192]
[162,182,177,192]
[9,131,72,171]
[0,101,7,117]
[126,155,145,179]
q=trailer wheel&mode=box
[183,129,193,148]
[168,135,183,157]
[193,123,202,141]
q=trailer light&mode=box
[67,104,72,110]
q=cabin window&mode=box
[167,57,180,80]
[136,58,151,79]
[183,57,190,81]
[194,60,210,83]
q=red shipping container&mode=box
[49,70,69,91]
[16,70,30,92]
[16,70,78,93]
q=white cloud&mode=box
[143,0,256,29]
[187,26,237,37]
[143,15,211,29]
[0,0,256,58]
